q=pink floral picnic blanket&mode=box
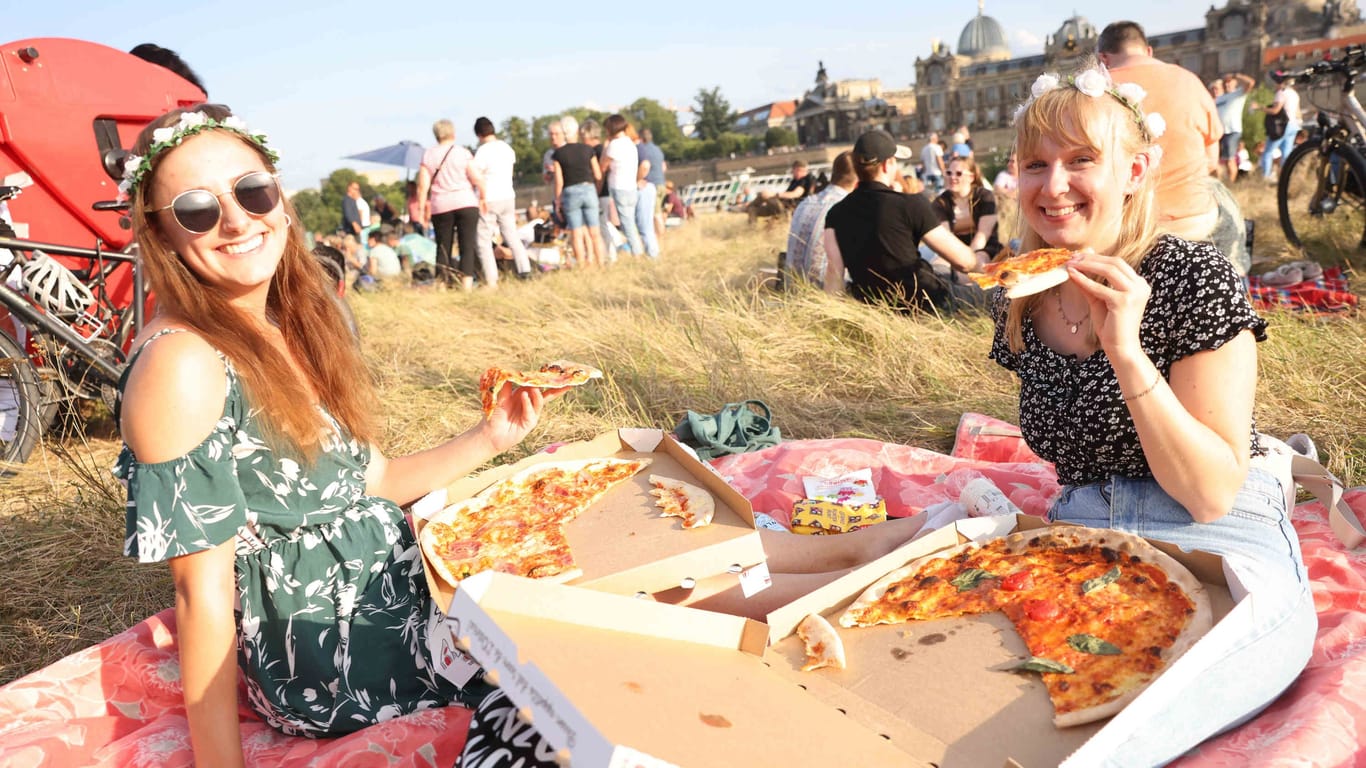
[3,414,1363,767]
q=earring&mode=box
[285,214,293,227]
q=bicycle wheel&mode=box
[0,329,44,464]
[1278,139,1366,258]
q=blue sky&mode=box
[10,1,1203,191]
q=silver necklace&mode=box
[1054,288,1089,334]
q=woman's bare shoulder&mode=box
[121,323,231,463]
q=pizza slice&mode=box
[968,248,1077,298]
[479,360,604,416]
[479,457,653,522]
[648,474,716,529]
[797,614,847,672]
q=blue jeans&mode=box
[560,182,598,230]
[635,183,660,258]
[1261,125,1300,179]
[610,187,644,255]
[1049,468,1317,767]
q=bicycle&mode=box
[1,184,360,465]
[1275,44,1366,258]
[0,185,147,464]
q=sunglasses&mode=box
[154,171,282,234]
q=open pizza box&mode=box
[760,513,1254,768]
[410,428,769,613]
[439,570,917,767]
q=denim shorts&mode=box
[1049,467,1307,604]
[561,182,599,229]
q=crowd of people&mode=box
[102,16,1315,766]
[319,112,688,291]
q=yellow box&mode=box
[790,498,888,535]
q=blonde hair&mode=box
[130,104,379,458]
[433,119,455,142]
[1004,66,1160,351]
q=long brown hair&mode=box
[129,103,379,457]
[1004,67,1160,351]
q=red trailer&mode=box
[0,37,206,304]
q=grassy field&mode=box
[2,182,1363,686]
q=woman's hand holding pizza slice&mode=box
[1065,253,1152,361]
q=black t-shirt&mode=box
[824,181,948,311]
[988,236,1268,485]
[933,188,1002,257]
[786,174,814,198]
[552,143,595,188]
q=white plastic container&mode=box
[958,477,1021,518]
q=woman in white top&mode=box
[1259,76,1302,180]
[597,114,645,257]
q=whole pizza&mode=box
[837,526,1212,727]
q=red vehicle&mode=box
[1,37,206,287]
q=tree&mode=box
[764,126,798,149]
[289,188,334,238]
[290,168,371,238]
[693,86,735,141]
[501,116,540,183]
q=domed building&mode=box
[957,1,1012,63]
[913,0,1364,136]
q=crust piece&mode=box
[797,614,847,672]
[647,474,716,529]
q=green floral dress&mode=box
[114,329,466,737]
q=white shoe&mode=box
[1285,433,1318,463]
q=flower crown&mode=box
[1013,68,1166,143]
[118,111,279,199]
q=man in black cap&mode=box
[822,130,983,312]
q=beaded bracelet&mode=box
[1123,371,1163,402]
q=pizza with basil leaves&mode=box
[838,526,1212,727]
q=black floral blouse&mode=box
[989,236,1268,486]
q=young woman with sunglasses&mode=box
[994,64,1315,764]
[115,104,560,767]
[932,155,1002,261]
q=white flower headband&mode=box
[118,111,279,199]
[1013,68,1166,144]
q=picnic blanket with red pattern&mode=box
[1247,266,1358,315]
[2,413,1363,767]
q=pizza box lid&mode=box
[759,513,1244,768]
[411,428,769,612]
[444,571,918,767]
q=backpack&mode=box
[1265,109,1289,141]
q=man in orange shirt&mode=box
[1098,22,1248,273]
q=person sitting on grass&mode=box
[821,130,984,313]
[992,61,1315,765]
[114,103,564,768]
[365,226,402,281]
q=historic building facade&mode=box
[914,0,1363,135]
[790,62,917,145]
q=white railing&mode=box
[683,163,833,211]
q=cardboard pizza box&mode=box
[411,428,769,615]
[440,571,917,768]
[761,513,1243,768]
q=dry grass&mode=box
[2,183,1363,686]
